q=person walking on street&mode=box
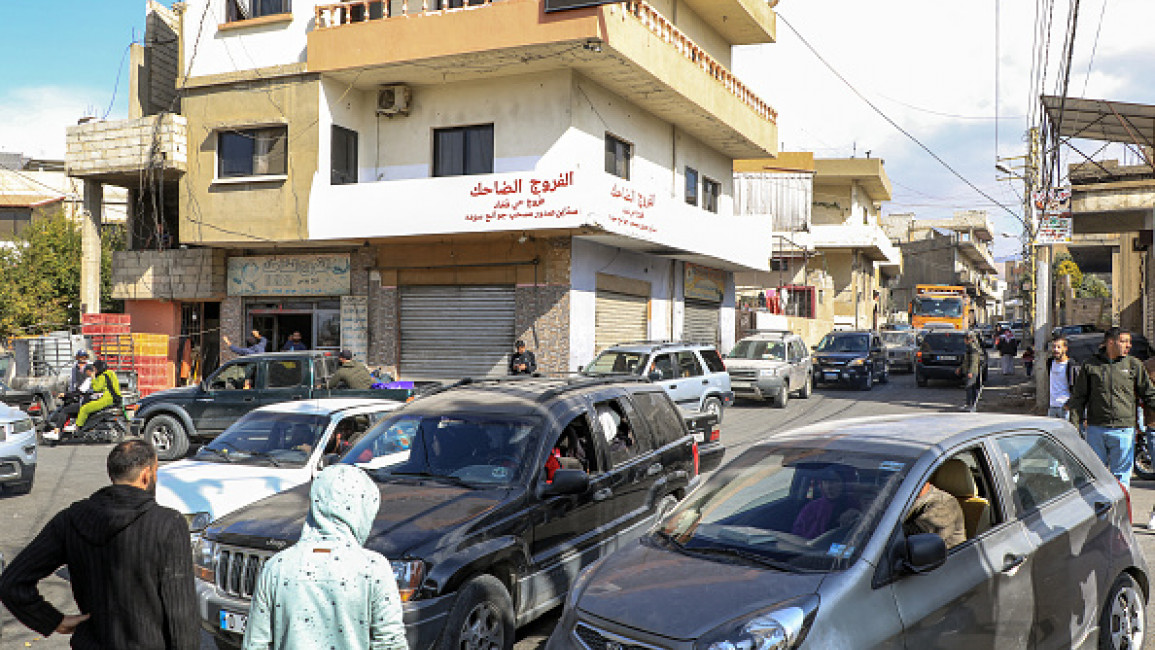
[0,440,198,649]
[996,328,1019,375]
[1022,345,1036,376]
[326,350,373,390]
[224,329,268,356]
[242,465,407,650]
[956,331,982,412]
[509,339,537,375]
[1067,327,1155,489]
[1046,335,1081,423]
[282,331,307,351]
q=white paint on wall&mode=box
[183,0,315,79]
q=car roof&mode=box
[738,331,794,341]
[600,341,716,353]
[403,376,658,416]
[253,398,399,416]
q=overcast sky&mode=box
[3,1,1153,260]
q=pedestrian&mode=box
[995,327,1018,375]
[1067,327,1155,489]
[242,465,406,650]
[955,331,982,412]
[326,349,373,389]
[1022,345,1036,375]
[0,440,198,649]
[282,330,308,351]
[1045,335,1080,423]
[509,339,537,375]
[223,329,268,356]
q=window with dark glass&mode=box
[218,126,287,178]
[685,166,699,205]
[702,177,721,213]
[331,125,358,185]
[433,124,494,177]
[227,0,291,22]
[605,134,632,180]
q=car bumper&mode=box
[730,378,786,400]
[917,365,963,380]
[198,577,457,650]
[814,366,867,384]
[0,454,35,487]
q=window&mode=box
[675,351,703,378]
[651,354,677,381]
[702,177,721,213]
[595,399,648,467]
[551,414,600,476]
[630,391,684,447]
[700,349,726,373]
[996,434,1092,512]
[917,448,1003,545]
[227,0,291,22]
[313,357,339,385]
[266,360,306,388]
[684,167,699,205]
[605,134,632,180]
[433,124,494,177]
[331,125,358,185]
[209,361,259,390]
[218,126,287,178]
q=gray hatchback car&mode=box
[548,414,1147,650]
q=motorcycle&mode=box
[1135,428,1155,481]
[40,393,129,447]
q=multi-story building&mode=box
[70,0,780,378]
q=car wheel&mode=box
[798,373,812,399]
[4,473,33,496]
[916,371,927,387]
[1134,437,1155,481]
[655,494,679,520]
[702,396,724,423]
[145,414,189,461]
[1099,573,1145,650]
[438,575,515,650]
[774,386,789,409]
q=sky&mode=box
[2,0,1154,260]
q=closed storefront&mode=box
[683,263,725,346]
[594,273,649,352]
[400,285,516,377]
[683,299,720,344]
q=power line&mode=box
[1081,0,1108,96]
[776,13,1025,227]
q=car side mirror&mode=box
[895,533,947,575]
[540,469,589,497]
[320,453,340,468]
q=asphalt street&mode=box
[3,368,1155,649]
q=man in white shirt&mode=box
[1046,336,1080,422]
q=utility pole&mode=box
[80,180,103,315]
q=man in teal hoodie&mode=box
[242,465,406,650]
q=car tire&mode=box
[774,386,789,409]
[145,414,189,461]
[1134,436,1155,481]
[1099,573,1145,650]
[916,372,928,387]
[798,373,812,399]
[438,575,515,650]
[702,396,724,423]
[4,473,33,495]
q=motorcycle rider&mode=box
[75,360,122,432]
[44,364,94,442]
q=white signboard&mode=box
[227,254,351,297]
[1032,187,1072,245]
[340,296,369,363]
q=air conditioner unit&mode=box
[377,85,411,116]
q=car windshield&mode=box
[922,334,966,352]
[913,297,963,317]
[881,333,915,347]
[343,414,538,487]
[584,351,649,375]
[816,334,869,353]
[728,340,786,361]
[656,443,915,572]
[193,412,330,467]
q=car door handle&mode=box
[667,384,678,390]
[592,487,613,502]
[646,463,663,476]
[1001,554,1027,573]
[242,396,255,402]
[1094,501,1112,518]
[701,379,708,385]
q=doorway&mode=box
[250,312,314,352]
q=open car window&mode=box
[194,411,329,466]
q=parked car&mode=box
[724,331,813,407]
[0,404,37,494]
[1052,323,1099,339]
[974,324,996,348]
[130,351,432,461]
[194,376,721,650]
[881,330,919,372]
[156,398,402,531]
[547,413,1148,650]
[881,322,913,331]
[583,342,734,421]
[998,319,1029,342]
[915,330,988,387]
[811,330,889,390]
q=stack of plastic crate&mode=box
[81,314,134,372]
[133,333,173,398]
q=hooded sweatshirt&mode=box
[0,484,198,649]
[243,465,406,650]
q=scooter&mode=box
[41,403,129,447]
[1135,428,1155,481]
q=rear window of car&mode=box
[700,349,726,372]
[629,391,685,446]
[922,334,966,352]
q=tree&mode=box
[1079,275,1111,299]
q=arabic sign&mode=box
[228,254,351,297]
[685,263,726,302]
[340,296,369,363]
[1032,187,1072,245]
[465,171,581,225]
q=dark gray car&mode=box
[547,414,1147,650]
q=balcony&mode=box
[308,0,777,157]
[65,114,188,187]
[803,224,901,267]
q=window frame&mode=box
[702,176,721,213]
[226,0,292,23]
[216,125,288,180]
[432,124,495,177]
[605,133,632,180]
[684,166,699,206]
[992,433,1094,515]
[331,124,359,186]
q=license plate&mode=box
[824,372,839,380]
[939,356,959,361]
[692,432,705,443]
[220,610,248,634]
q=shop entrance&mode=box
[247,301,341,352]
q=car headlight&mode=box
[192,535,216,584]
[697,597,818,650]
[847,358,866,367]
[391,559,426,602]
[184,511,212,533]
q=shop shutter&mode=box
[595,290,648,352]
[400,286,516,378]
[683,299,719,346]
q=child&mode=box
[1022,345,1036,376]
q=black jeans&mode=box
[47,402,81,430]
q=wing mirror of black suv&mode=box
[894,533,947,576]
[540,469,590,498]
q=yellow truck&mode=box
[910,285,971,330]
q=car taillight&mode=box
[709,426,720,443]
[916,351,923,362]
[1118,479,1132,523]
[692,441,700,476]
[27,402,40,414]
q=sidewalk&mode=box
[977,356,1037,416]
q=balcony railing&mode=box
[313,0,777,125]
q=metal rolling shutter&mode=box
[595,290,648,352]
[683,299,720,345]
[400,286,515,378]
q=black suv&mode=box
[915,330,988,387]
[811,330,889,390]
[195,377,721,650]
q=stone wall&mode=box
[66,114,187,178]
[219,294,244,363]
[112,249,227,301]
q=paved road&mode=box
[3,369,1155,648]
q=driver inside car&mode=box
[791,468,860,539]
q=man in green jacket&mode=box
[956,331,983,412]
[1067,327,1155,488]
[326,350,373,390]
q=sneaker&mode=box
[42,429,60,441]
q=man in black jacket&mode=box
[509,339,537,375]
[1045,335,1081,424]
[0,440,198,649]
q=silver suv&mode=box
[0,404,36,495]
[724,331,813,407]
[584,342,734,421]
